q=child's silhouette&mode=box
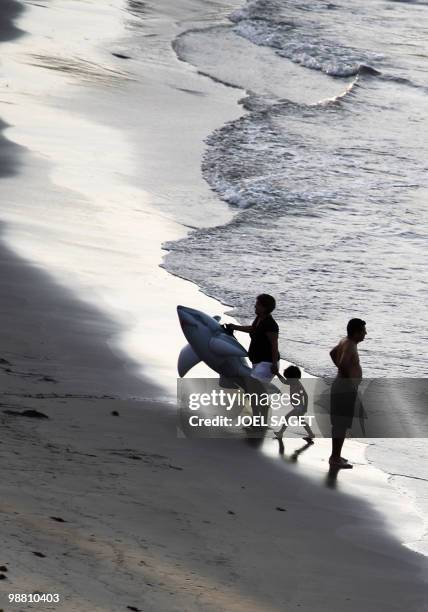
[274,365,315,443]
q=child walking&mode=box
[274,365,315,443]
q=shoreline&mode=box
[0,0,427,609]
[0,0,248,396]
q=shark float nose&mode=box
[177,305,188,319]
[177,305,195,327]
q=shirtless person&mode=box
[329,318,367,469]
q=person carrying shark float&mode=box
[226,294,280,383]
[176,297,279,427]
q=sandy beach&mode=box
[1,1,428,610]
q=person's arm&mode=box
[228,324,253,333]
[330,344,339,367]
[300,385,308,411]
[276,372,287,385]
[267,331,279,374]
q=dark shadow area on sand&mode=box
[0,118,21,178]
[0,0,25,42]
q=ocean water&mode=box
[164,0,428,379]
[163,0,428,552]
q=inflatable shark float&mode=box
[177,305,279,391]
[177,305,250,385]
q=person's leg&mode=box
[331,386,357,461]
[303,418,315,442]
[331,434,345,459]
[330,381,342,458]
[249,363,274,421]
[329,426,352,468]
[330,380,354,466]
[243,376,267,425]
[274,424,286,439]
[274,408,296,439]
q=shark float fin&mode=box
[209,337,247,358]
[178,344,201,377]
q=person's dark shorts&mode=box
[330,378,358,436]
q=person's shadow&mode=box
[276,439,313,463]
[325,465,340,489]
[244,429,266,449]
